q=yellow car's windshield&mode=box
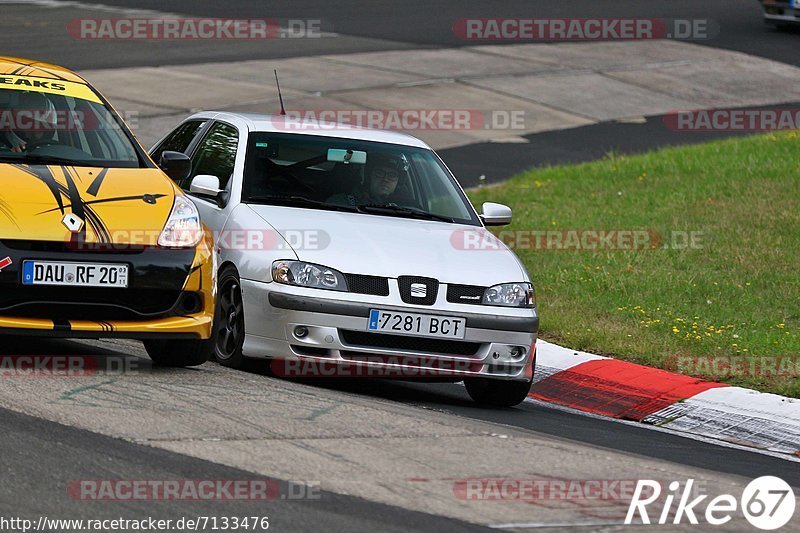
[0,79,142,168]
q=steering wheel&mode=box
[264,159,315,195]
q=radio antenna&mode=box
[274,69,286,116]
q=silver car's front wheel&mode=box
[214,266,246,368]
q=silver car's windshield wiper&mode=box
[357,203,454,223]
[245,195,359,212]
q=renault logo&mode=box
[410,283,427,298]
[62,213,84,233]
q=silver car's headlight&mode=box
[158,195,203,248]
[272,260,348,291]
[483,282,536,308]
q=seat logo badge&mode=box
[62,213,84,233]
[410,283,427,298]
[0,256,11,272]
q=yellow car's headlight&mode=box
[158,195,202,248]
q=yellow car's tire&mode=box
[144,338,213,367]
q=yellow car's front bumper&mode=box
[0,233,216,340]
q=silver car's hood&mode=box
[247,205,528,286]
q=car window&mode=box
[150,120,206,163]
[184,122,239,191]
[241,132,479,226]
[411,153,468,219]
[0,86,142,167]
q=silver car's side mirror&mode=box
[480,202,513,226]
[189,174,222,197]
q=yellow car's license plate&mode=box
[22,261,129,288]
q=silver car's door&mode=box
[181,120,242,233]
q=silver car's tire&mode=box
[464,377,533,407]
[214,266,246,369]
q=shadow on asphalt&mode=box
[4,338,799,487]
[229,359,800,489]
[233,356,523,410]
[0,336,135,356]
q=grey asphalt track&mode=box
[1,337,798,529]
[1,2,798,529]
[0,404,486,532]
[442,112,772,188]
[3,1,796,69]
[2,1,795,184]
[0,0,800,186]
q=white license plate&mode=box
[22,261,129,288]
[367,309,466,339]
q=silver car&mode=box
[150,112,538,406]
[757,0,800,27]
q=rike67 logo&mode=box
[626,476,795,530]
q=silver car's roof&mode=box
[186,111,431,149]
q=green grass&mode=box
[467,131,800,397]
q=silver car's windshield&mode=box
[241,132,480,226]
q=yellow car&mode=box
[0,57,216,366]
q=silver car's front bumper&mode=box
[240,279,538,382]
[759,1,800,23]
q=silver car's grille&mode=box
[446,284,485,305]
[340,330,480,356]
[397,276,439,305]
[345,273,390,296]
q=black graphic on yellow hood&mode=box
[0,164,176,245]
[86,168,108,196]
[0,197,19,230]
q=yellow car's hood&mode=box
[0,164,176,245]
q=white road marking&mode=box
[523,396,800,463]
[1,0,339,36]
[0,0,183,17]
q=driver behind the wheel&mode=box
[327,154,407,206]
[1,91,58,153]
